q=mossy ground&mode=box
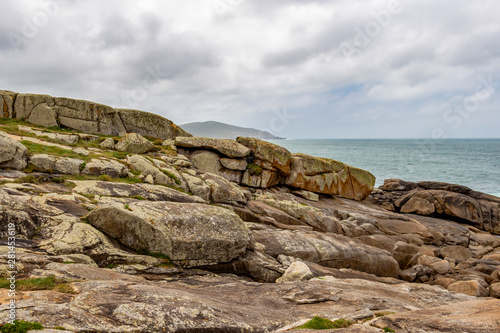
[295,317,352,330]
[0,276,76,293]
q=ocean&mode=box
[268,139,500,197]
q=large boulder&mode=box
[82,158,128,178]
[1,90,16,118]
[87,201,250,267]
[117,108,192,140]
[285,153,375,200]
[13,93,56,122]
[126,155,189,191]
[0,131,28,170]
[115,133,155,154]
[175,137,250,158]
[29,154,84,174]
[251,223,400,278]
[236,137,291,175]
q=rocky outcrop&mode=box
[116,108,191,140]
[115,133,155,154]
[0,131,28,170]
[0,90,16,118]
[175,136,250,158]
[87,201,250,267]
[371,179,500,234]
[2,110,500,332]
[2,91,190,140]
[285,153,376,200]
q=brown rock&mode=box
[400,196,435,215]
[440,245,473,263]
[490,282,500,298]
[236,136,292,175]
[448,280,489,297]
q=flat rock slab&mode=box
[3,273,481,332]
[175,136,250,158]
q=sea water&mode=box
[268,139,500,197]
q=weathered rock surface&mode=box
[285,153,376,200]
[82,158,128,178]
[0,90,15,118]
[371,179,500,234]
[115,132,155,154]
[0,131,28,170]
[237,136,292,175]
[116,108,192,140]
[4,90,190,140]
[99,137,115,149]
[176,136,250,158]
[29,154,84,174]
[87,201,250,267]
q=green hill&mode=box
[181,121,285,140]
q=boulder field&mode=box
[1,95,500,332]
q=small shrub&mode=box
[106,263,116,269]
[113,151,129,159]
[247,163,263,176]
[124,204,132,211]
[153,139,163,146]
[23,163,36,173]
[79,161,87,171]
[296,317,352,330]
[98,174,112,182]
[0,320,43,333]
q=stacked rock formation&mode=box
[175,136,376,200]
[0,90,191,139]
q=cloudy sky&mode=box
[1,0,499,139]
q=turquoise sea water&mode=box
[268,139,500,197]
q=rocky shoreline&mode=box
[1,91,500,332]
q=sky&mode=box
[1,0,499,139]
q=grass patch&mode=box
[124,204,132,211]
[162,170,181,185]
[0,276,75,293]
[112,151,129,159]
[54,327,66,330]
[375,312,395,318]
[136,248,174,266]
[383,328,395,332]
[20,140,89,161]
[64,174,142,185]
[129,169,141,176]
[130,195,145,200]
[0,320,44,333]
[247,163,263,176]
[106,263,116,269]
[296,317,352,330]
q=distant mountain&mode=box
[181,121,285,140]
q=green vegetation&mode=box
[124,204,132,211]
[375,312,395,318]
[130,195,145,200]
[113,151,129,159]
[247,163,263,176]
[0,276,76,294]
[0,320,43,333]
[295,317,352,330]
[54,327,66,330]
[21,140,88,161]
[383,327,395,332]
[136,248,174,266]
[106,263,116,269]
[162,169,181,185]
